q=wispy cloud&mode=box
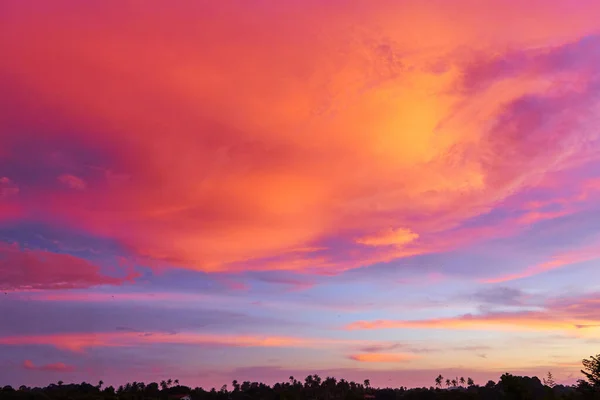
[483,240,600,283]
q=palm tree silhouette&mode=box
[445,379,451,388]
[459,377,466,387]
[435,375,443,388]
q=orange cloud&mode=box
[356,228,419,247]
[349,353,418,363]
[1,1,600,275]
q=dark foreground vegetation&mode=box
[2,354,599,400]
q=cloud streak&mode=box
[348,353,418,363]
[0,331,390,353]
[346,292,600,337]
[23,359,75,372]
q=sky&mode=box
[1,0,600,390]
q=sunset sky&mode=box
[1,0,600,390]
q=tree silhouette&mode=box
[582,354,600,387]
[543,371,556,387]
[2,357,600,400]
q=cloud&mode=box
[0,242,134,290]
[1,3,600,276]
[57,174,87,190]
[356,228,419,247]
[0,295,288,336]
[23,359,74,372]
[0,177,19,198]
[483,239,600,283]
[470,287,531,306]
[0,331,380,353]
[348,353,418,363]
[345,292,600,337]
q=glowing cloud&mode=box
[356,228,419,247]
[1,2,600,274]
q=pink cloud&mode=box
[0,331,382,353]
[348,353,418,363]
[0,242,137,290]
[23,359,75,372]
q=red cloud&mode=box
[23,359,75,372]
[0,243,136,290]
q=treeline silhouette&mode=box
[2,354,599,400]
